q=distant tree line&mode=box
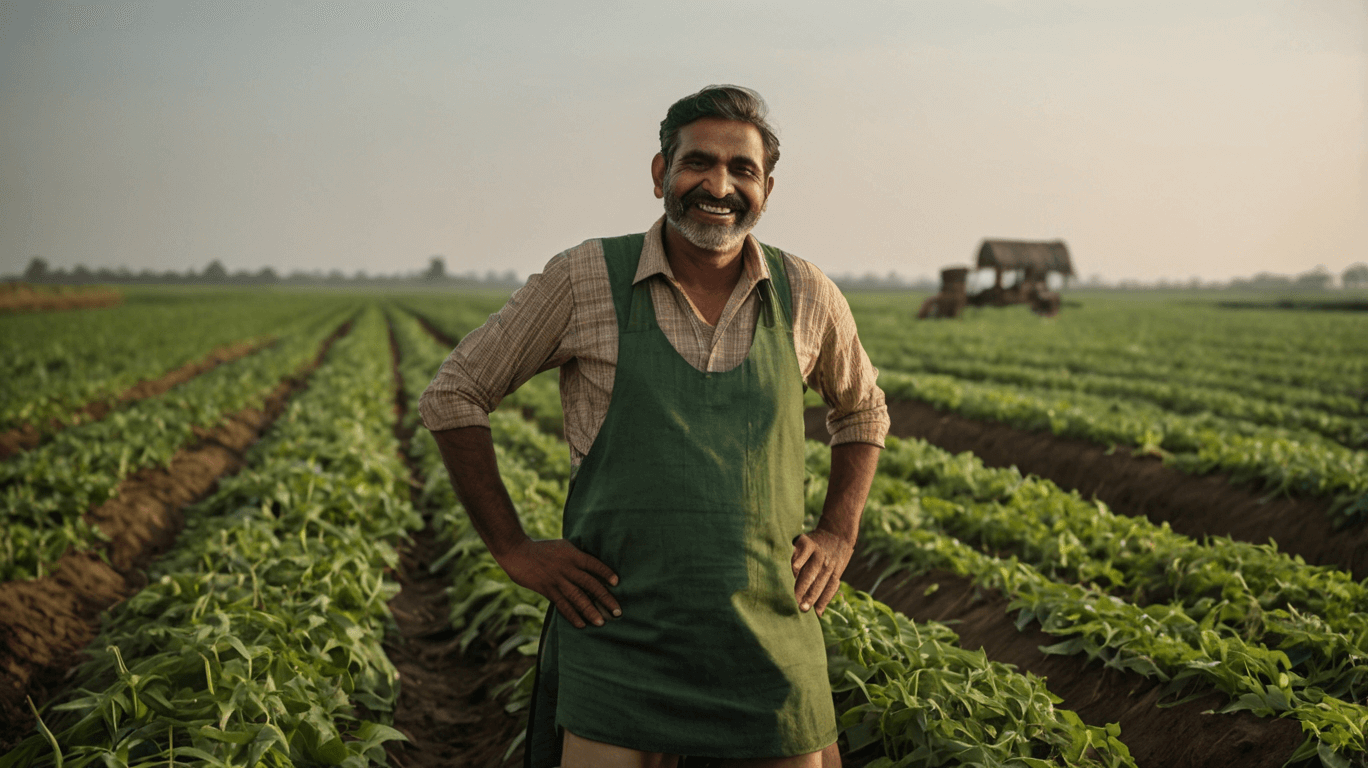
[1079,263,1368,292]
[1226,264,1368,292]
[9,256,524,290]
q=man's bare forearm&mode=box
[429,424,621,627]
[431,426,528,559]
[818,441,880,544]
[792,441,880,615]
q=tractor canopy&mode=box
[976,240,1074,277]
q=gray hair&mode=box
[659,85,780,176]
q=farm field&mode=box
[1,286,1365,768]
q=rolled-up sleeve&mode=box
[418,253,574,432]
[790,258,889,447]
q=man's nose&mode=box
[702,166,733,198]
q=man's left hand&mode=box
[791,529,854,617]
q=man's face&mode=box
[654,118,774,253]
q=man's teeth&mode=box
[697,203,733,215]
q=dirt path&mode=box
[841,557,1305,768]
[383,319,531,768]
[807,400,1368,578]
[0,323,349,749]
[0,338,271,461]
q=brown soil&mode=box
[0,286,123,314]
[0,322,350,749]
[383,523,533,768]
[841,558,1306,768]
[0,339,270,461]
[383,318,532,768]
[806,400,1368,578]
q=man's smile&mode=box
[695,202,735,216]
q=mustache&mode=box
[681,186,748,214]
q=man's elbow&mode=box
[826,405,890,448]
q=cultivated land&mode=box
[1,286,1364,768]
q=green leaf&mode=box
[1317,742,1351,768]
[196,726,258,745]
[313,736,350,765]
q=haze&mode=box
[2,0,1365,284]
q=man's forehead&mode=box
[674,118,765,163]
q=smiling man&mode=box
[419,85,889,768]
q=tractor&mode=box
[918,239,1073,319]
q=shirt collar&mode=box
[634,215,771,288]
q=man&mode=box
[419,85,888,768]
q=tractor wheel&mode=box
[1032,294,1062,317]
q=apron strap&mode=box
[758,243,794,331]
[601,233,649,333]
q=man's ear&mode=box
[651,153,666,199]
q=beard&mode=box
[662,173,765,253]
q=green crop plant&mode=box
[850,437,1368,698]
[826,585,1134,768]
[868,354,1365,448]
[0,303,358,580]
[836,471,1368,767]
[850,295,1368,402]
[2,306,417,767]
[875,371,1368,522]
[0,292,355,432]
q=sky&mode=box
[1,0,1365,283]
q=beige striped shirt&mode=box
[418,216,889,466]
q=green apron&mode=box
[524,233,836,765]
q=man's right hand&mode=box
[496,538,621,629]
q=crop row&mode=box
[0,303,357,581]
[851,295,1368,407]
[821,436,1368,766]
[848,437,1368,699]
[870,353,1365,448]
[388,307,1135,766]
[0,292,350,432]
[877,371,1368,521]
[2,306,418,768]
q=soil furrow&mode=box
[408,309,458,348]
[0,337,273,461]
[806,400,1368,578]
[841,557,1306,768]
[383,318,531,768]
[0,322,350,749]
